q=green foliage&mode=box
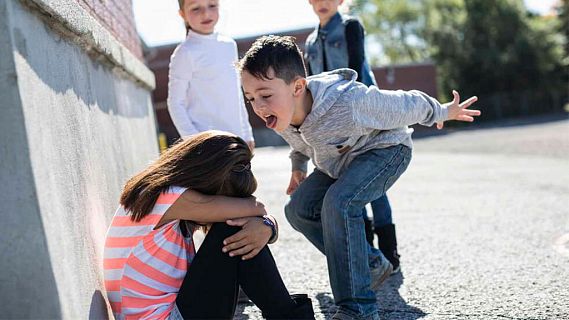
[353,0,567,109]
[354,0,429,64]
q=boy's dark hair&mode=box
[238,35,307,84]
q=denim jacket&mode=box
[304,12,377,87]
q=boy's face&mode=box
[179,0,219,35]
[309,0,343,24]
[241,68,298,133]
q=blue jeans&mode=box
[285,145,411,318]
[366,195,392,229]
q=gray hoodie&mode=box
[278,69,449,179]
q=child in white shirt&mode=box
[167,0,254,149]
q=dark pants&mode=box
[175,223,296,319]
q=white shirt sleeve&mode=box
[167,46,200,138]
[232,43,254,142]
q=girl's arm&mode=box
[162,189,266,223]
[167,47,200,138]
[345,19,366,83]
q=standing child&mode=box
[103,131,314,319]
[238,36,479,320]
[168,0,255,149]
[304,0,399,272]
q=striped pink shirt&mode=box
[104,186,195,320]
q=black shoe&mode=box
[375,223,400,274]
[288,294,315,320]
[364,217,375,247]
[263,294,315,320]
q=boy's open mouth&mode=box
[265,115,277,129]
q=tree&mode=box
[353,0,566,111]
[352,0,429,65]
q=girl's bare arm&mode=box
[162,189,266,223]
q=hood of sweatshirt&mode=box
[303,68,360,127]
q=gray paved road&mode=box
[235,115,569,320]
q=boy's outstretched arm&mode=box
[436,90,480,129]
[353,87,478,130]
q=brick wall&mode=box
[75,0,142,59]
[373,63,438,97]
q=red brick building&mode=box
[145,28,437,146]
[76,0,143,59]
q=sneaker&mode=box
[331,310,354,320]
[391,264,401,274]
[370,256,393,292]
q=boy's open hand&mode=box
[437,90,480,129]
[286,170,307,195]
[222,217,272,260]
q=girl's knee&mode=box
[207,222,241,239]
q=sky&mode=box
[133,0,559,47]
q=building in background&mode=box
[0,0,157,318]
[145,28,438,146]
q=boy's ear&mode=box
[178,9,185,20]
[292,77,307,97]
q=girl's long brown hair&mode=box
[120,131,256,222]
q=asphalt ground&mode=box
[234,114,569,320]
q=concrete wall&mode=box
[0,0,158,318]
[75,0,142,59]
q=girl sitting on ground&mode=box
[103,131,314,319]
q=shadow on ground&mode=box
[309,273,426,319]
[377,273,426,320]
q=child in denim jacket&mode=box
[305,0,401,271]
[238,36,480,320]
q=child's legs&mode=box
[370,194,393,229]
[175,223,239,319]
[238,245,297,319]
[321,145,411,317]
[284,168,335,254]
[175,223,295,319]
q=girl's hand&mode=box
[222,217,272,260]
[286,170,307,195]
[437,90,480,129]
